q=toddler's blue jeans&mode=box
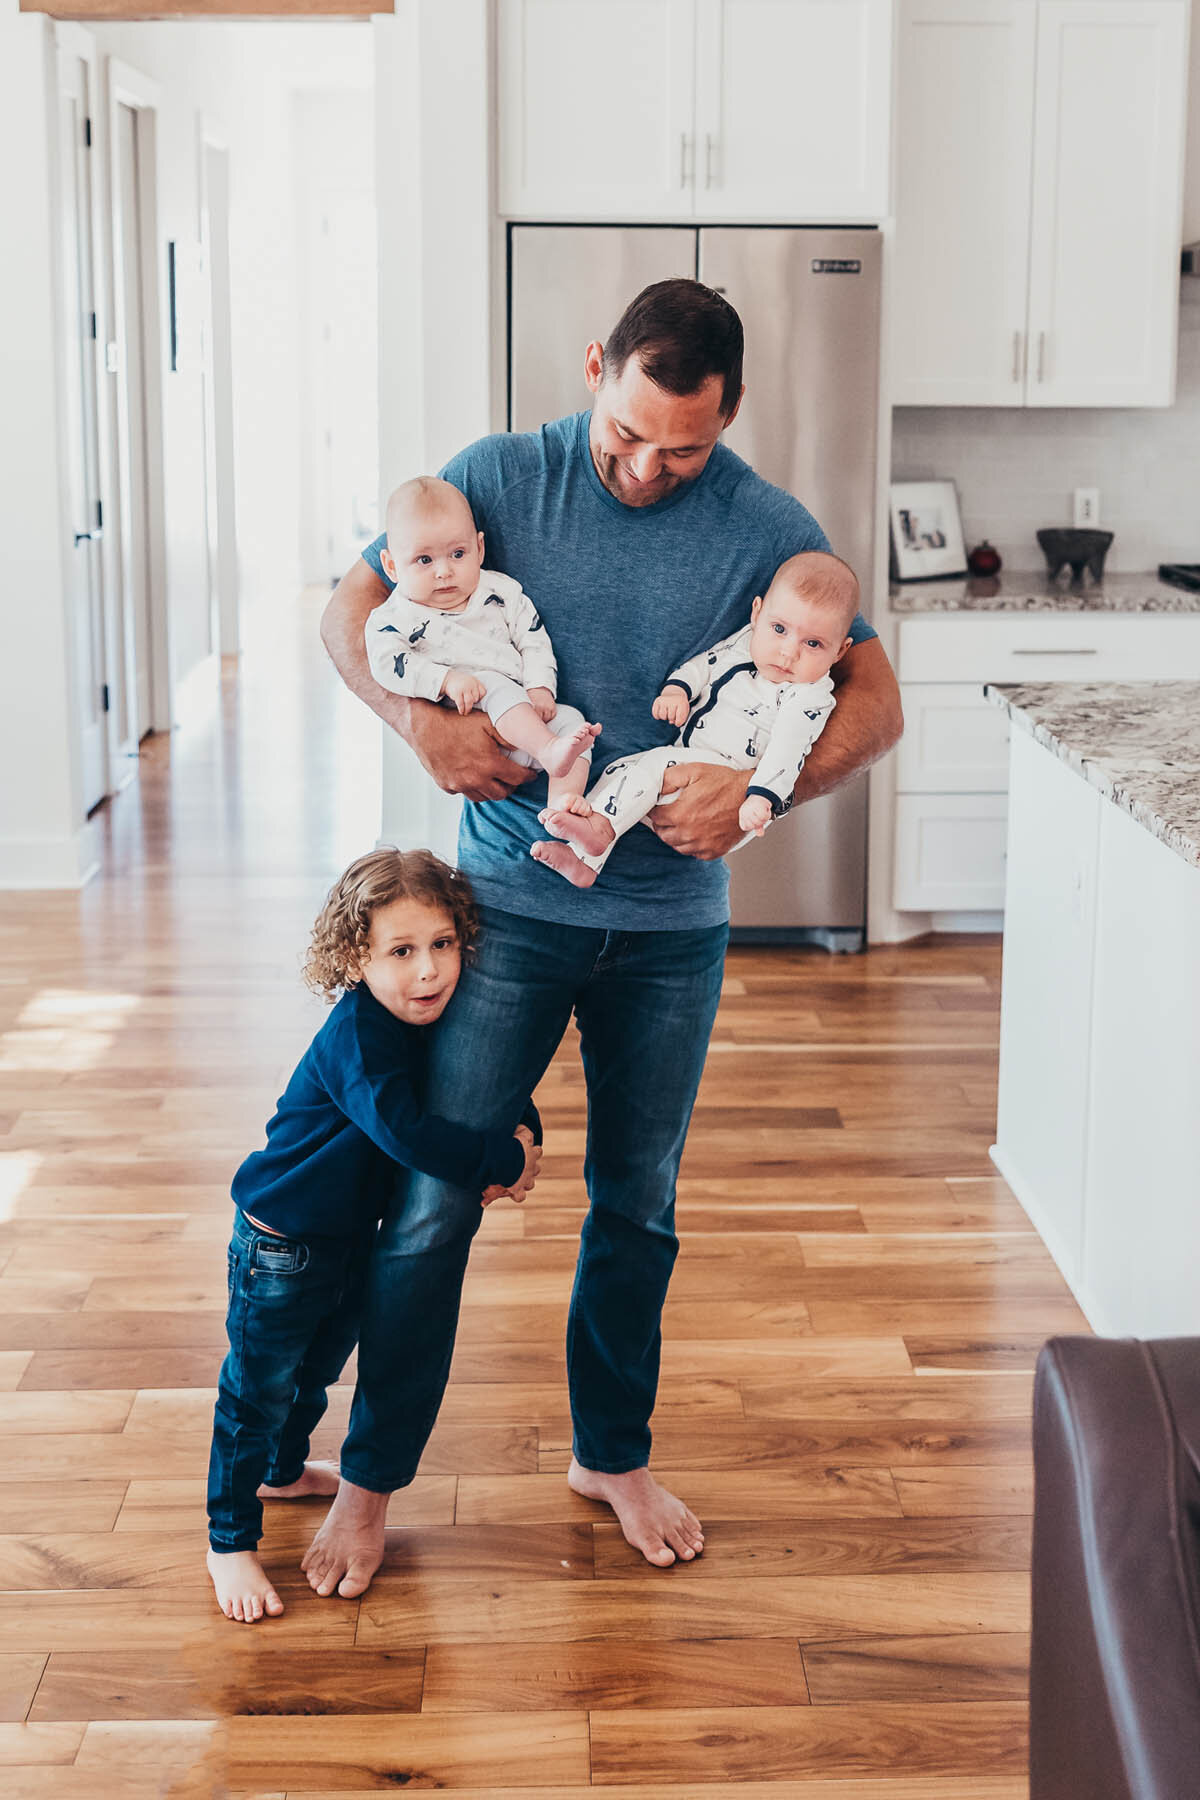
[206,1207,369,1552]
[338,903,728,1494]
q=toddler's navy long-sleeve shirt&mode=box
[231,982,534,1239]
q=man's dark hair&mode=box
[602,279,744,419]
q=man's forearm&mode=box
[320,566,422,743]
[791,637,903,807]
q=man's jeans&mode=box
[338,904,728,1492]
[207,1208,369,1552]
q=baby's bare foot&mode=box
[567,1457,704,1567]
[539,720,601,781]
[207,1548,285,1623]
[542,806,615,858]
[300,1480,388,1599]
[530,840,598,887]
[258,1460,340,1501]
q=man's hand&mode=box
[651,684,690,729]
[648,762,750,861]
[738,793,774,838]
[481,1123,542,1207]
[442,668,487,716]
[407,705,536,803]
[526,686,557,723]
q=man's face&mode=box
[585,344,740,509]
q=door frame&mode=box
[103,55,172,742]
[197,120,239,658]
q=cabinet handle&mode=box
[705,133,719,189]
[1011,648,1097,657]
[679,133,690,188]
[1011,331,1023,384]
[1037,330,1047,383]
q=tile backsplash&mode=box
[891,285,1200,573]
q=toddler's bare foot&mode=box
[530,840,598,887]
[538,720,601,781]
[300,1479,387,1599]
[258,1460,340,1500]
[567,1457,704,1567]
[206,1548,285,1623]
[542,806,616,858]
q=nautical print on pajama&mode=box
[364,569,587,751]
[574,623,836,873]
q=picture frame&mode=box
[889,479,968,581]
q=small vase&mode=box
[967,540,1002,576]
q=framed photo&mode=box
[889,480,968,581]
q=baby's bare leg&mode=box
[495,702,600,781]
[206,1549,285,1624]
[541,807,615,859]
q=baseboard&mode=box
[0,822,100,890]
[988,1143,1118,1337]
[931,910,1005,933]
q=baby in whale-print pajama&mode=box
[531,550,861,889]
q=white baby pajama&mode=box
[571,623,836,872]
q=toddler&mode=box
[531,551,859,887]
[365,476,599,808]
[205,848,540,1624]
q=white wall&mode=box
[0,4,96,886]
[1186,0,1200,244]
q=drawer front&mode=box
[897,683,1011,793]
[897,614,1200,683]
[894,793,1009,911]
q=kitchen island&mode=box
[986,680,1200,1336]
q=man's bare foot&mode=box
[530,839,598,887]
[207,1548,285,1623]
[567,1457,704,1567]
[300,1479,388,1598]
[258,1460,341,1500]
[542,805,616,858]
[538,720,601,781]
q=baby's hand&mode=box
[652,684,690,729]
[738,793,774,837]
[442,669,487,716]
[527,686,557,723]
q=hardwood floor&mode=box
[0,594,1083,1796]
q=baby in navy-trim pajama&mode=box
[531,551,860,888]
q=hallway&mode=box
[0,596,1080,1796]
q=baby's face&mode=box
[384,499,484,610]
[749,581,853,687]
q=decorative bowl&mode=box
[1036,527,1114,587]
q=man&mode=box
[306,280,903,1596]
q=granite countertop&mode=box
[890,572,1200,614]
[985,681,1200,869]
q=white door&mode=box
[694,0,892,221]
[1026,1,1187,406]
[57,47,108,814]
[892,0,1037,404]
[497,0,697,218]
[110,98,154,748]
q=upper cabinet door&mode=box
[693,0,893,221]
[496,0,697,219]
[892,1,1037,406]
[1026,1,1187,407]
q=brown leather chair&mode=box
[1030,1336,1200,1800]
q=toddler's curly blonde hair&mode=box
[304,848,478,1001]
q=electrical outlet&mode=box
[1073,487,1100,527]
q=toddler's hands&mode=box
[527,686,557,723]
[738,793,774,837]
[443,669,487,716]
[482,1124,542,1208]
[652,684,690,729]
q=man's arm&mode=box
[648,635,904,861]
[320,560,533,804]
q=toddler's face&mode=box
[383,500,484,610]
[356,897,463,1026]
[749,581,853,687]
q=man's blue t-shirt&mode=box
[362,409,876,932]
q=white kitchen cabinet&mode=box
[893,0,1188,407]
[893,792,1009,910]
[496,0,892,221]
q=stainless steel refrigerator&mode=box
[509,224,882,947]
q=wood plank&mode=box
[591,1516,1030,1579]
[0,1590,360,1652]
[243,1785,1026,1800]
[213,1712,590,1790]
[0,1354,33,1391]
[30,1648,425,1721]
[802,1633,1029,1704]
[894,1467,1035,1517]
[422,1639,808,1712]
[739,1374,1034,1422]
[588,1702,1027,1785]
[113,1477,456,1532]
[0,1654,48,1723]
[0,1482,127,1534]
[456,1468,903,1526]
[0,1722,87,1764]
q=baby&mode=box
[205,848,540,1624]
[365,476,599,808]
[531,550,859,887]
